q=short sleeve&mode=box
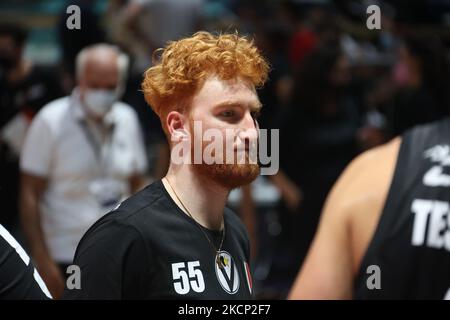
[61,218,151,300]
[20,114,54,177]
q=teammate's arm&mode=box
[288,138,400,299]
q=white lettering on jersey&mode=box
[411,199,450,251]
[171,261,205,295]
[423,166,450,187]
[445,287,450,300]
[423,145,450,187]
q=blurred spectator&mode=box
[0,23,63,233]
[255,22,292,130]
[389,35,450,135]
[19,44,148,298]
[286,1,341,68]
[119,0,204,73]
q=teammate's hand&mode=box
[36,259,65,299]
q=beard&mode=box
[189,125,260,189]
[193,160,260,190]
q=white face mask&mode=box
[83,89,118,117]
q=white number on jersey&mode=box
[171,261,205,295]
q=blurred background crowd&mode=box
[1,0,450,299]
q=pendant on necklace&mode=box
[216,254,225,269]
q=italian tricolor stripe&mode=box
[244,261,252,295]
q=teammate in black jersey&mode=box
[289,117,450,299]
[62,32,269,299]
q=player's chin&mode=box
[212,163,260,189]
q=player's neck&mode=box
[163,167,229,231]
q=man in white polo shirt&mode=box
[19,44,148,299]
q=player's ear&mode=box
[167,111,189,142]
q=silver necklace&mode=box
[164,177,226,268]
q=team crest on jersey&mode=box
[423,144,450,187]
[215,251,239,294]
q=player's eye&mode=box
[220,110,235,117]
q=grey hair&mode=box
[75,43,129,86]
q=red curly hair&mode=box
[142,31,269,130]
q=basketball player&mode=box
[288,117,450,299]
[62,32,269,299]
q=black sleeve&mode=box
[61,219,152,300]
[0,226,51,300]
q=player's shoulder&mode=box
[103,180,170,225]
[326,137,402,217]
[341,137,401,189]
[77,180,170,245]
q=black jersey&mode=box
[354,118,450,299]
[0,224,52,300]
[62,180,253,300]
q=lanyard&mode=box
[78,119,115,178]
